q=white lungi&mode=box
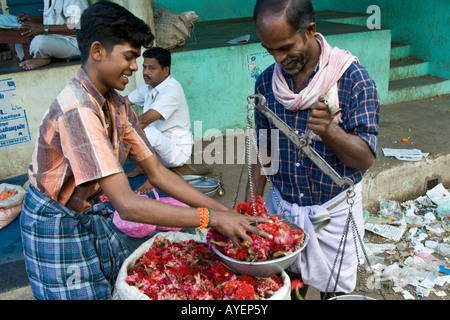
[145,126,192,168]
[16,0,88,61]
[16,35,80,61]
[266,182,364,293]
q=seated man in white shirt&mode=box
[125,47,193,193]
[16,0,89,70]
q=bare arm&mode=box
[137,109,162,130]
[18,14,76,36]
[124,95,163,130]
[308,99,375,171]
[98,154,271,245]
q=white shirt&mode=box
[128,76,193,145]
[43,0,88,26]
[43,0,88,44]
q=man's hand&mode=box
[307,96,375,171]
[210,209,272,246]
[306,97,335,139]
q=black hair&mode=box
[143,47,171,70]
[77,1,154,65]
[253,0,315,36]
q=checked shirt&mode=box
[254,61,380,207]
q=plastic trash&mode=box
[379,199,403,221]
[436,199,450,219]
[435,243,450,258]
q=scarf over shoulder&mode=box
[272,32,359,120]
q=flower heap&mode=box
[207,195,305,262]
[0,191,18,201]
[126,237,283,300]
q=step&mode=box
[316,10,369,27]
[387,75,450,104]
[389,57,429,81]
[390,42,411,60]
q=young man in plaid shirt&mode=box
[20,1,270,300]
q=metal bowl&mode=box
[211,222,309,277]
[204,186,219,197]
[328,295,376,300]
[181,175,220,193]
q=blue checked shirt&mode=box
[254,61,380,206]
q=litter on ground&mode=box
[361,183,450,299]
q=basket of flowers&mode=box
[0,183,26,229]
[113,231,291,300]
[207,195,308,277]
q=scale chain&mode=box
[246,101,261,262]
[246,94,384,299]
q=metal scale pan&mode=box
[181,175,220,197]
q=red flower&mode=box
[126,238,283,300]
[291,279,305,300]
[207,197,305,263]
[223,280,255,300]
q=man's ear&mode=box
[305,22,316,37]
[163,66,170,76]
[90,41,104,61]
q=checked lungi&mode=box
[20,184,130,300]
[266,182,365,294]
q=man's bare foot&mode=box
[135,179,155,194]
[19,58,51,70]
[126,165,145,178]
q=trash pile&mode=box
[362,183,450,299]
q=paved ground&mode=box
[1,93,449,300]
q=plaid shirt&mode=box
[28,67,153,213]
[254,61,379,206]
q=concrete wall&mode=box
[156,0,256,22]
[0,65,80,179]
[170,29,391,138]
[313,0,450,79]
[0,27,390,179]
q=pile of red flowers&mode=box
[126,237,283,300]
[0,191,17,201]
[207,195,305,262]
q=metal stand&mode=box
[244,94,384,299]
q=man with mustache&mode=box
[125,47,193,193]
[248,0,380,299]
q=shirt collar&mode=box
[76,67,124,112]
[148,75,173,92]
[282,62,320,93]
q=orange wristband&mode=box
[197,207,210,230]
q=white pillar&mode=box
[109,0,156,94]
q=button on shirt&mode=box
[128,76,192,145]
[254,61,380,206]
[28,68,153,213]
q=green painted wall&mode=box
[171,29,391,137]
[156,0,256,22]
[312,0,450,79]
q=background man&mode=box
[16,0,88,70]
[125,47,193,193]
